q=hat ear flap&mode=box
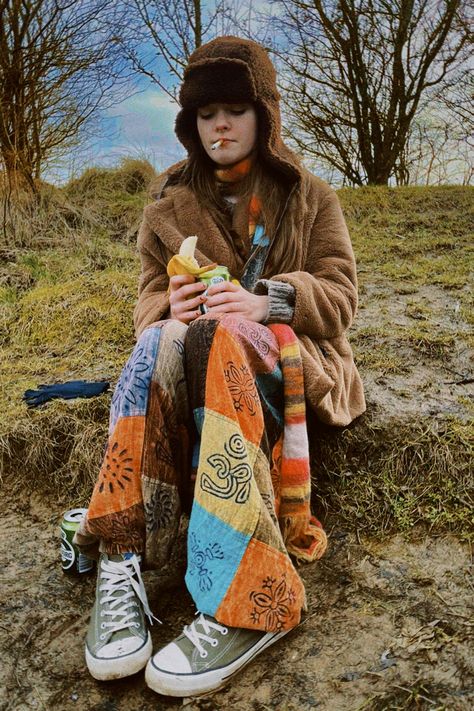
[175,108,197,154]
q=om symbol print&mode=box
[201,434,252,503]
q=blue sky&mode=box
[102,89,185,170]
[49,87,185,183]
[46,1,277,184]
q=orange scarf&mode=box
[215,157,261,242]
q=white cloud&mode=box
[44,87,187,183]
[101,89,185,169]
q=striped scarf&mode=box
[215,157,261,244]
[215,157,269,289]
[269,324,327,562]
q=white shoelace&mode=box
[98,555,160,640]
[183,613,228,658]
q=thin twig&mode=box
[432,589,472,620]
[392,683,436,704]
[443,378,474,385]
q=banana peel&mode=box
[166,235,216,278]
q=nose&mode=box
[215,110,230,132]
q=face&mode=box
[197,103,258,166]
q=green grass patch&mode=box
[342,185,474,296]
[351,329,408,374]
[0,266,137,430]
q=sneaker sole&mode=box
[86,632,152,680]
[145,629,289,697]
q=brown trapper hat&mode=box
[175,36,301,183]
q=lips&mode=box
[212,138,235,148]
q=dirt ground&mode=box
[1,490,473,711]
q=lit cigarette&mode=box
[211,139,225,151]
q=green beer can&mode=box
[60,508,94,575]
[199,265,230,314]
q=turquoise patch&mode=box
[192,407,205,466]
[185,502,251,614]
[193,406,205,434]
[252,224,270,247]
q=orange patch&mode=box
[87,416,145,520]
[205,327,264,448]
[280,458,310,485]
[215,538,305,631]
[285,412,306,424]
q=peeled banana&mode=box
[166,235,216,278]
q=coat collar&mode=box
[145,162,301,279]
[142,185,244,277]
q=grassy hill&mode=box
[1,161,472,538]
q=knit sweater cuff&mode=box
[254,279,295,324]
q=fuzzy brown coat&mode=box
[133,166,366,427]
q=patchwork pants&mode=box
[77,315,323,632]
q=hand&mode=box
[205,281,269,323]
[169,274,207,324]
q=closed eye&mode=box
[198,106,249,120]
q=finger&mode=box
[170,281,206,302]
[179,292,207,311]
[180,308,202,323]
[206,291,237,308]
[169,274,197,291]
[206,281,240,297]
[207,301,243,314]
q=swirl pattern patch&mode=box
[201,434,252,503]
[237,321,270,358]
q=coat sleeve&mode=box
[133,219,171,338]
[270,188,358,340]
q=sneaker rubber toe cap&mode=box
[86,633,152,680]
[95,636,146,659]
[150,642,193,674]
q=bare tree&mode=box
[273,0,471,185]
[119,0,229,101]
[402,108,474,186]
[396,61,473,185]
[118,0,268,100]
[0,0,129,193]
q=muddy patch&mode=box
[1,492,472,711]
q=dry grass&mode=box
[309,414,473,540]
[1,157,155,250]
[1,173,473,540]
[0,397,110,506]
[0,159,149,500]
[356,681,458,710]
